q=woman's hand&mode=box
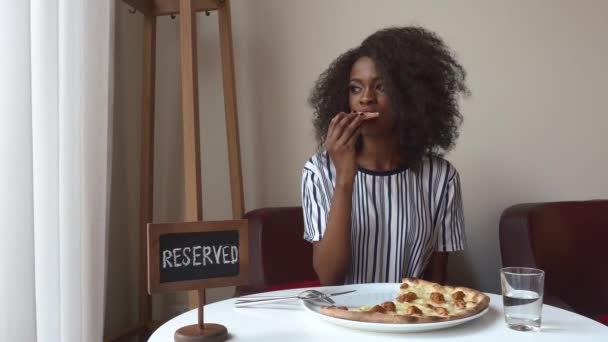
[325,112,363,186]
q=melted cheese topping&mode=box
[355,283,476,317]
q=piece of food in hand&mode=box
[353,111,379,120]
[319,278,490,324]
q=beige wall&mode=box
[106,0,608,337]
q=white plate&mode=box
[302,283,489,333]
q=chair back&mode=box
[237,207,319,295]
[499,200,608,319]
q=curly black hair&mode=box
[309,26,469,168]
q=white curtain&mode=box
[0,1,114,341]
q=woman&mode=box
[302,27,468,286]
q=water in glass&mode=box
[503,289,542,331]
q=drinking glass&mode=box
[500,267,545,331]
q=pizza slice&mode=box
[354,111,379,120]
[319,278,490,324]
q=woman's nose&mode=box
[360,89,377,104]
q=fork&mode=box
[235,289,331,307]
[236,290,334,303]
[234,289,356,307]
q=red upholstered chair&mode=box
[499,200,608,324]
[236,207,320,296]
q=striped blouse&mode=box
[301,151,465,284]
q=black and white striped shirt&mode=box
[301,151,465,284]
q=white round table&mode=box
[149,286,608,341]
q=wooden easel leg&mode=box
[179,0,204,309]
[217,0,245,220]
[139,13,157,340]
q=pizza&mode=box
[319,278,490,324]
[354,111,379,120]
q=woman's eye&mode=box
[349,85,362,93]
[375,83,385,92]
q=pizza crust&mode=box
[319,278,490,324]
[319,307,443,323]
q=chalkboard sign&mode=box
[148,220,248,294]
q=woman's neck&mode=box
[357,133,403,171]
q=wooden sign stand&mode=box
[147,220,248,342]
[174,289,228,342]
[111,0,245,341]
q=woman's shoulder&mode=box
[303,150,332,175]
[418,155,459,181]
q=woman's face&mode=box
[348,56,397,136]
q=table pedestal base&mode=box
[174,323,228,342]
